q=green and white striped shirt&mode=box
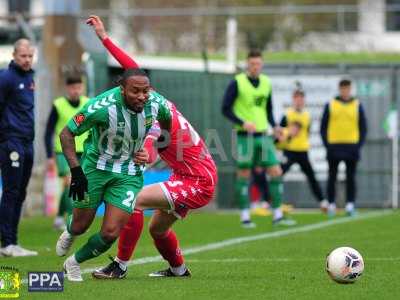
[67,87,171,176]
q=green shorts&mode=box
[56,153,82,177]
[73,165,144,214]
[235,133,280,169]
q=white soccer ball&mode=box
[326,247,364,283]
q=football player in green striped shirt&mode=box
[56,68,172,282]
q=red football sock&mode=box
[153,230,184,267]
[117,209,144,261]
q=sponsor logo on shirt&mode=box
[145,117,153,126]
[73,113,85,127]
[117,122,125,129]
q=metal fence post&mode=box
[226,16,237,73]
[394,66,400,209]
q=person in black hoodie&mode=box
[320,79,367,216]
[0,39,37,257]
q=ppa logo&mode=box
[28,272,63,292]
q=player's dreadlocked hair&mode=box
[117,68,149,86]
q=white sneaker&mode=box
[241,220,257,228]
[53,217,66,231]
[63,255,83,282]
[273,217,297,226]
[12,245,38,256]
[0,245,14,257]
[345,202,356,217]
[0,245,38,257]
[320,199,329,213]
[56,230,75,257]
[328,203,336,217]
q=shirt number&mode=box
[177,115,201,146]
[122,191,135,208]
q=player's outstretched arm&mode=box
[60,127,80,168]
[86,15,139,69]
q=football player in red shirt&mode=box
[87,15,218,278]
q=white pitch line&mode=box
[21,210,394,283]
[73,210,395,274]
[184,257,400,263]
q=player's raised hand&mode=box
[86,15,108,41]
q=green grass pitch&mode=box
[4,210,400,300]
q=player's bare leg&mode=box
[93,184,190,279]
[64,204,131,282]
[56,207,96,257]
[134,183,171,210]
[92,208,144,279]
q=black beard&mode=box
[128,104,143,113]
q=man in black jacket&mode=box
[0,39,37,257]
[320,79,367,216]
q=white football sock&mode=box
[240,209,250,222]
[345,202,355,212]
[170,264,187,276]
[69,254,78,265]
[273,208,283,220]
[250,202,258,209]
[261,201,270,209]
[115,256,128,271]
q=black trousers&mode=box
[0,138,33,247]
[327,158,357,204]
[282,151,324,202]
[251,167,269,202]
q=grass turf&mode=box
[146,52,400,64]
[3,210,399,300]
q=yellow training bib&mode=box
[327,99,360,144]
[284,108,311,152]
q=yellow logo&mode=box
[0,266,20,298]
[145,117,153,126]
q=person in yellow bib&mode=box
[320,79,367,216]
[44,76,89,230]
[222,50,295,228]
[280,88,327,211]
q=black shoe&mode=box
[272,217,297,226]
[92,256,127,279]
[149,267,191,277]
[241,220,256,228]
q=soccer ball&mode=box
[326,247,364,283]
